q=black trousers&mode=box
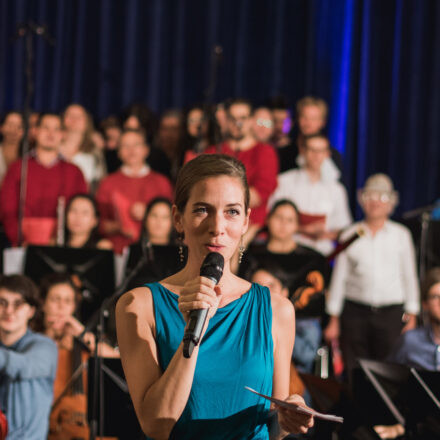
[340,300,404,381]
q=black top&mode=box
[124,242,187,291]
[239,243,330,318]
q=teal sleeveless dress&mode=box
[147,282,274,440]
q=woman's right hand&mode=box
[177,276,222,325]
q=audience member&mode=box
[99,115,122,173]
[252,107,274,144]
[241,200,328,373]
[96,129,173,253]
[60,104,106,189]
[270,133,352,255]
[122,102,157,145]
[27,112,40,147]
[124,197,185,290]
[0,274,58,440]
[0,112,24,185]
[0,113,88,246]
[214,101,229,140]
[64,193,112,250]
[324,174,420,381]
[205,98,279,246]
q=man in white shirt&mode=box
[270,134,352,255]
[324,174,420,381]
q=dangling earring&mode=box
[238,236,245,264]
[178,233,185,263]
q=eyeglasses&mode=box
[0,298,28,311]
[361,191,392,203]
[256,118,273,129]
[427,293,440,302]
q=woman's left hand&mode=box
[276,394,314,435]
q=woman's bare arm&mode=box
[116,278,220,439]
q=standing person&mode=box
[0,112,24,185]
[61,104,106,190]
[252,107,275,145]
[270,134,351,255]
[324,174,420,381]
[0,113,88,246]
[96,129,173,253]
[0,275,58,440]
[205,99,279,247]
[116,154,314,439]
[64,193,113,250]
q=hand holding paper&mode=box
[244,386,343,424]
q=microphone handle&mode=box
[183,308,209,358]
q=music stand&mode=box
[357,359,440,439]
[87,358,143,440]
[24,245,115,322]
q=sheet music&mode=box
[244,386,343,423]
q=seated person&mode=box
[0,111,24,185]
[0,274,58,440]
[373,267,440,440]
[240,200,329,373]
[96,129,173,253]
[124,198,185,290]
[34,273,118,440]
[63,193,112,250]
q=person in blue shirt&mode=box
[116,154,314,439]
[389,266,440,371]
[0,274,58,440]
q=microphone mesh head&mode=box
[200,252,224,284]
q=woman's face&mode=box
[43,283,76,322]
[145,202,173,243]
[174,176,249,265]
[67,197,98,236]
[187,108,205,138]
[123,115,141,130]
[267,204,299,241]
[251,269,287,297]
[64,105,88,133]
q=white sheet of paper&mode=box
[244,386,344,424]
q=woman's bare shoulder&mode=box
[116,285,153,316]
[270,292,295,324]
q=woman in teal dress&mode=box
[116,154,314,439]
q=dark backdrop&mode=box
[1,0,439,217]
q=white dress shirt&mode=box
[270,168,352,255]
[326,220,420,316]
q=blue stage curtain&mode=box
[0,0,439,215]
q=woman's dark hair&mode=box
[33,273,81,332]
[421,267,440,302]
[121,103,158,144]
[182,104,221,152]
[141,197,174,243]
[0,274,39,307]
[250,262,290,289]
[174,154,250,214]
[268,199,300,219]
[65,193,102,248]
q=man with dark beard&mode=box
[205,99,279,246]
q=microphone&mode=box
[182,252,224,358]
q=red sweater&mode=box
[0,157,88,245]
[205,142,279,226]
[95,169,173,253]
